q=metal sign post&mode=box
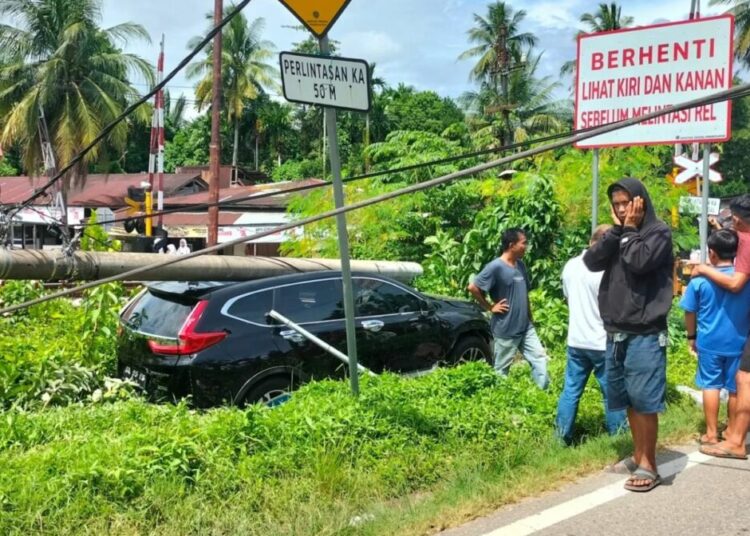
[700,143,711,262]
[591,149,600,234]
[319,35,361,396]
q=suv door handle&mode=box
[361,320,384,332]
[280,330,306,343]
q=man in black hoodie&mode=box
[584,178,673,492]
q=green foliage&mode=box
[282,130,484,262]
[419,174,565,296]
[270,157,322,182]
[0,280,129,410]
[80,212,122,252]
[164,116,211,172]
[529,288,568,352]
[0,158,18,176]
[381,85,465,135]
[714,92,750,196]
[0,348,699,534]
[0,363,549,533]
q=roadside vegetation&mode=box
[0,269,701,534]
[0,314,699,535]
[0,0,744,533]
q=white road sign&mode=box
[680,196,720,215]
[280,52,370,112]
[575,15,734,148]
[673,153,722,184]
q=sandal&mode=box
[610,457,638,474]
[624,467,661,492]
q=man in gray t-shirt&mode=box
[467,228,550,389]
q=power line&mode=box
[1,82,748,315]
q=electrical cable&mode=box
[1,81,747,315]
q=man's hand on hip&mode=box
[491,299,509,314]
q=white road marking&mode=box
[483,450,712,536]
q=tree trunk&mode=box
[365,113,371,173]
[255,133,259,170]
[232,119,239,185]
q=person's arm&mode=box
[619,225,673,275]
[519,261,533,322]
[693,264,750,293]
[583,227,622,271]
[467,282,509,314]
[684,311,697,355]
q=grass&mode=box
[357,399,701,535]
[0,346,704,536]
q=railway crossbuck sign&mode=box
[673,153,722,184]
[277,0,351,37]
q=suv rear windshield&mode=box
[122,291,195,338]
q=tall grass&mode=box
[0,351,701,535]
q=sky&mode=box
[91,1,729,113]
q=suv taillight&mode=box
[148,300,226,355]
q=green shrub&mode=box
[0,281,129,410]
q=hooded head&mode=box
[179,239,188,248]
[607,177,658,230]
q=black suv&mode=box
[117,272,492,407]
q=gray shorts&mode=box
[605,332,667,414]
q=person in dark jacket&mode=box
[584,177,673,493]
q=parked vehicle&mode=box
[117,272,492,407]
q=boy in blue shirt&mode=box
[680,229,750,445]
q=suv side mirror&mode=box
[420,300,435,316]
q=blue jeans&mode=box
[493,325,550,389]
[555,346,628,445]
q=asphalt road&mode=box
[440,437,750,536]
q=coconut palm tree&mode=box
[188,6,276,179]
[459,1,536,83]
[560,3,634,78]
[459,2,538,145]
[711,0,750,67]
[462,48,568,145]
[0,0,153,179]
[580,2,633,33]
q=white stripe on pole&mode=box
[157,36,165,224]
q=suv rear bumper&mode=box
[118,356,191,401]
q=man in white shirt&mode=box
[555,224,627,445]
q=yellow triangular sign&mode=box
[278,0,351,37]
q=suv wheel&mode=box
[451,336,491,364]
[241,376,297,406]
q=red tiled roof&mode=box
[0,172,206,207]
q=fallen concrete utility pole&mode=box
[0,250,423,283]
